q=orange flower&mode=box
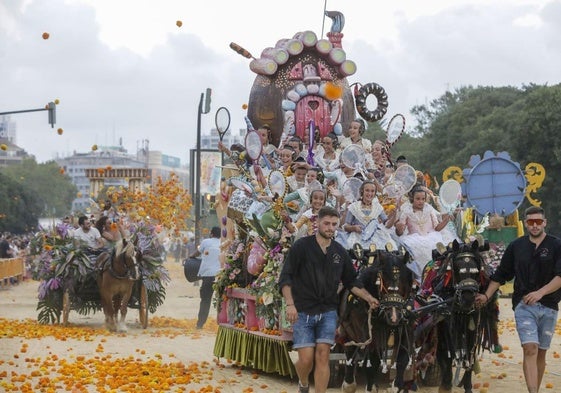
[242,103,248,110]
[324,82,343,100]
[57,128,63,135]
[176,20,183,27]
[42,32,50,40]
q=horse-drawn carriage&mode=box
[31,223,168,330]
[208,10,549,392]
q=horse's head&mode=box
[448,239,485,311]
[115,238,140,280]
[374,246,413,326]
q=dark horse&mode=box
[96,238,140,332]
[417,239,500,393]
[338,245,417,393]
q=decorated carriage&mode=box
[210,10,548,391]
[211,12,409,384]
[29,221,168,329]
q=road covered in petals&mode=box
[2,260,561,392]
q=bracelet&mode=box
[483,294,489,301]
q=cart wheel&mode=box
[139,282,148,329]
[62,290,70,326]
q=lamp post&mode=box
[194,88,211,246]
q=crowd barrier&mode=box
[0,257,25,287]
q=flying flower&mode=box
[324,81,343,100]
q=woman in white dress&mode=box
[314,133,341,172]
[342,181,398,250]
[395,186,452,280]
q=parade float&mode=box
[211,11,547,383]
[211,12,388,378]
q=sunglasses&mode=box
[526,218,545,226]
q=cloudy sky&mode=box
[1,0,560,164]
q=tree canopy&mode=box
[0,159,77,233]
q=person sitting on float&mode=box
[324,155,359,195]
[314,132,341,172]
[95,215,127,249]
[341,180,399,250]
[366,140,390,183]
[286,157,309,192]
[278,145,296,176]
[394,185,452,281]
[340,118,373,156]
[284,166,322,220]
[287,135,307,161]
[286,188,328,239]
[257,124,277,169]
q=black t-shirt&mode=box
[491,234,561,310]
[279,235,362,315]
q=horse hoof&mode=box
[342,381,357,393]
[117,322,128,332]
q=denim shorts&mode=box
[292,310,338,349]
[514,302,558,350]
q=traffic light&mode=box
[47,101,56,128]
[203,88,212,114]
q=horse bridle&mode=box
[109,245,140,281]
[376,260,412,327]
[451,251,481,312]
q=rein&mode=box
[108,246,138,281]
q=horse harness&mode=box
[106,246,139,281]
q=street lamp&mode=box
[195,88,211,245]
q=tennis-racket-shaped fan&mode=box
[342,177,363,204]
[244,129,266,187]
[383,164,416,198]
[386,114,405,147]
[230,177,256,196]
[215,107,231,142]
[439,179,462,214]
[245,130,263,164]
[268,170,287,199]
[340,144,368,178]
[385,114,406,163]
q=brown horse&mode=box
[96,238,140,332]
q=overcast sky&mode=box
[1,0,560,164]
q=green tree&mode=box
[0,172,42,233]
[1,158,77,218]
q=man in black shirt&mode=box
[476,206,561,393]
[279,206,379,393]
